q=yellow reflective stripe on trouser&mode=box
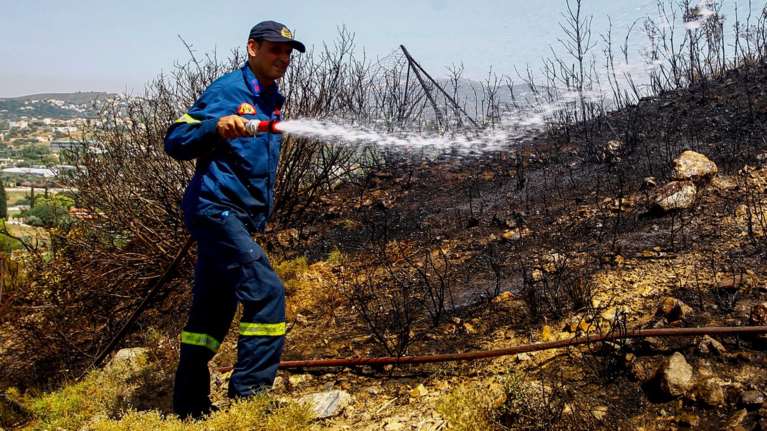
[174,113,201,124]
[239,322,286,336]
[180,331,221,353]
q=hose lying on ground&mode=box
[217,325,767,372]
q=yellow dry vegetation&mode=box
[273,250,343,320]
[435,376,511,431]
[436,374,556,431]
[13,352,314,431]
[85,397,314,431]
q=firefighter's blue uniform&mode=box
[164,62,286,418]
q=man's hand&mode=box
[217,115,250,139]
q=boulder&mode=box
[107,347,149,371]
[288,373,313,387]
[654,181,697,211]
[739,390,765,408]
[657,297,694,321]
[299,390,351,419]
[697,335,727,356]
[724,408,748,430]
[750,302,767,325]
[694,377,726,407]
[658,352,695,397]
[600,140,624,162]
[673,150,718,181]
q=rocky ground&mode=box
[196,149,767,430]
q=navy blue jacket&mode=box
[164,63,284,232]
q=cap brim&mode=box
[260,35,306,53]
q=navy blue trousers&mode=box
[173,210,285,418]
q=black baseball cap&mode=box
[248,20,306,53]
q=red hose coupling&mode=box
[257,120,281,134]
[246,120,282,135]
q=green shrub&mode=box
[21,195,74,228]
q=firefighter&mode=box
[163,20,305,418]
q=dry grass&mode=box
[435,376,509,431]
[274,252,342,320]
[13,348,314,431]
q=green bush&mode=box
[21,195,74,228]
[0,232,22,253]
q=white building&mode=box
[1,167,56,178]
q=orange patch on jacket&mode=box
[237,103,257,115]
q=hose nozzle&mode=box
[245,119,281,135]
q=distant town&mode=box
[0,92,123,221]
[0,92,125,181]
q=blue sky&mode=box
[0,0,761,97]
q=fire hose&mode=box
[218,325,767,372]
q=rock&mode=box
[294,313,309,325]
[654,181,697,211]
[673,150,718,181]
[541,325,555,342]
[272,376,286,391]
[695,377,726,407]
[463,322,479,334]
[591,405,608,420]
[711,176,738,191]
[629,357,656,382]
[657,297,694,321]
[750,302,767,325]
[383,418,406,431]
[658,352,694,397]
[515,352,532,362]
[501,227,529,241]
[107,347,148,371]
[724,408,748,430]
[697,335,727,356]
[276,228,299,246]
[409,384,429,398]
[740,390,765,408]
[716,271,758,291]
[642,176,658,190]
[288,374,313,387]
[492,291,515,303]
[563,317,590,333]
[299,390,351,419]
[600,140,624,162]
[676,413,700,428]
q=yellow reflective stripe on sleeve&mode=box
[239,322,286,336]
[180,331,220,353]
[174,113,202,124]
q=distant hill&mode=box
[0,92,114,104]
[0,92,118,120]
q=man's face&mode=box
[248,39,293,82]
